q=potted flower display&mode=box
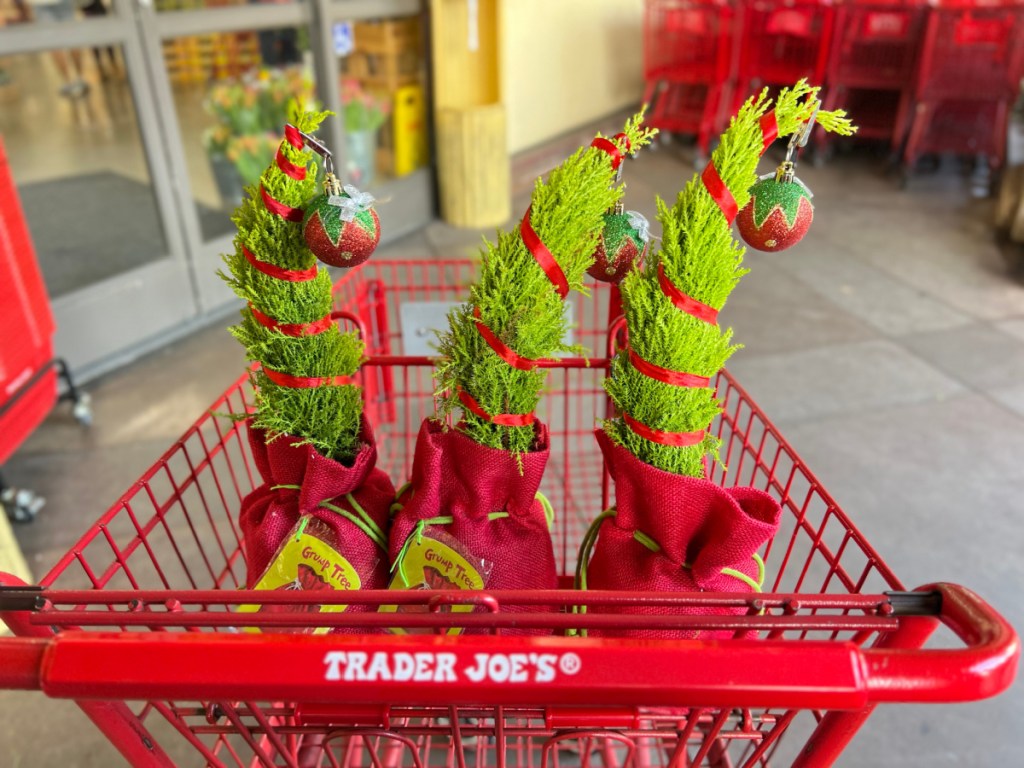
[203,67,317,207]
[340,78,390,187]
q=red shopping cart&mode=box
[0,260,1017,768]
[643,0,739,163]
[818,0,927,156]
[733,0,836,116]
[903,0,1024,183]
[0,137,91,522]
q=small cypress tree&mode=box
[222,107,365,464]
[436,113,657,456]
[605,82,855,476]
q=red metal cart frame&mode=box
[903,0,1024,175]
[732,0,836,118]
[643,0,739,162]
[818,0,927,156]
[0,260,1018,768]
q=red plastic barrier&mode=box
[0,137,57,466]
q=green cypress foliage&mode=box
[222,107,365,464]
[605,82,855,476]
[436,113,657,456]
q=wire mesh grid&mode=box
[643,0,737,84]
[737,1,833,86]
[915,5,1024,101]
[31,260,909,767]
[829,3,926,86]
[128,703,840,768]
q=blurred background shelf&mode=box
[162,33,261,85]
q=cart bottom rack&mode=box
[0,260,1017,768]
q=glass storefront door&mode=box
[320,0,434,241]
[0,2,199,376]
[140,0,434,317]
[0,0,433,376]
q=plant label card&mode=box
[238,517,364,634]
[380,527,491,636]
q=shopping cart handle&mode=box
[0,637,46,691]
[863,582,1019,704]
[0,581,1016,708]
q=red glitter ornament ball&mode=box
[736,175,814,253]
[302,190,380,268]
[587,211,650,284]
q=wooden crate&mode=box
[163,32,260,85]
[340,50,421,92]
[343,17,423,92]
[376,146,394,177]
[354,18,422,56]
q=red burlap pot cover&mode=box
[583,429,782,639]
[389,419,558,631]
[239,420,395,615]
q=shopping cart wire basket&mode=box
[0,260,1018,768]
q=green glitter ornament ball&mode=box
[587,211,649,283]
[736,174,814,253]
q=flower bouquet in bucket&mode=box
[385,114,657,633]
[222,107,392,630]
[579,82,856,638]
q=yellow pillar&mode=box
[431,0,510,228]
[0,511,32,635]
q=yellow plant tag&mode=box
[380,528,488,636]
[238,522,362,634]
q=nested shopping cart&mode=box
[0,259,1018,768]
[903,0,1024,185]
[817,0,927,158]
[643,0,740,163]
[732,0,836,117]
[0,137,91,522]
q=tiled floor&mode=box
[2,117,1024,766]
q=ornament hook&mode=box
[778,101,820,183]
[795,102,820,149]
[613,133,637,185]
[610,134,635,208]
[784,102,819,160]
[288,123,337,188]
[291,124,332,161]
[614,147,631,185]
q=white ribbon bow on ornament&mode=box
[328,185,376,222]
[626,210,652,243]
